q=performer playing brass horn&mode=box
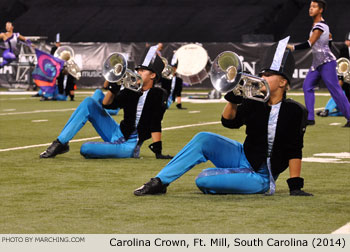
[54,46,81,80]
[134,39,312,197]
[102,52,143,92]
[210,51,270,103]
[40,47,172,159]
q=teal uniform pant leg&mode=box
[55,94,68,101]
[80,134,138,158]
[195,166,270,194]
[57,96,119,144]
[325,93,345,116]
[156,132,252,185]
[91,89,105,103]
[92,89,120,115]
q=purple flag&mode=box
[32,49,64,94]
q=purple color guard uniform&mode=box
[303,21,350,121]
[1,32,19,67]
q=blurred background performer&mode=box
[287,0,350,127]
[50,33,61,55]
[317,32,350,117]
[163,54,185,109]
[53,33,77,101]
[0,21,32,68]
[134,39,313,197]
[40,46,172,159]
[156,43,163,56]
[168,59,185,109]
[55,66,77,101]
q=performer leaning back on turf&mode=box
[39,47,173,159]
[134,40,313,197]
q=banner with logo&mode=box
[0,42,344,89]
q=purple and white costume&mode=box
[1,32,19,67]
[303,21,350,121]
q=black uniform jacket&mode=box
[57,73,76,95]
[159,76,183,102]
[172,76,183,100]
[221,96,307,177]
[339,46,350,59]
[159,77,172,100]
[103,87,167,142]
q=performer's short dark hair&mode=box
[312,0,327,12]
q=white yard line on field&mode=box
[31,119,49,123]
[0,108,76,116]
[0,121,221,152]
[332,222,350,234]
[302,152,350,163]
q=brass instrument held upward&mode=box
[102,52,143,92]
[54,46,81,80]
[160,56,174,80]
[209,51,270,103]
[336,57,350,83]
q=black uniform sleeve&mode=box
[149,88,167,133]
[102,88,125,110]
[221,92,248,129]
[284,100,307,160]
[106,82,122,95]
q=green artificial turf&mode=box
[0,90,349,234]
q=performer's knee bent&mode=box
[192,132,217,145]
[303,82,313,92]
[92,89,104,103]
[81,96,101,111]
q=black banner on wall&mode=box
[0,42,343,89]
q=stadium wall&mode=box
[0,42,345,89]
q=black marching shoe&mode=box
[316,109,329,117]
[306,120,315,126]
[40,139,69,158]
[176,103,187,110]
[343,121,350,128]
[134,177,167,196]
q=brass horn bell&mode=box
[160,56,174,80]
[54,46,81,80]
[102,52,143,91]
[336,57,350,83]
[209,51,270,103]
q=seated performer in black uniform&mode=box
[40,47,173,159]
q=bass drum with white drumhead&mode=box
[175,43,211,85]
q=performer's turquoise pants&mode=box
[57,89,136,158]
[324,91,347,116]
[156,132,270,194]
